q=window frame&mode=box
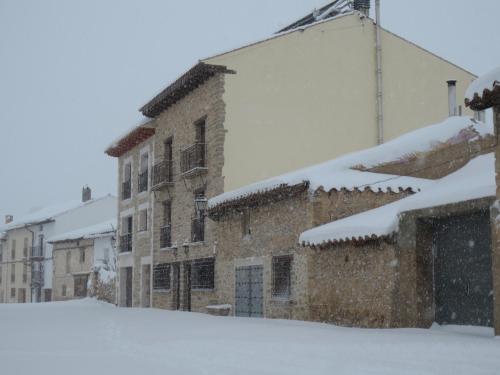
[191,258,215,290]
[272,255,293,300]
[138,209,148,232]
[153,263,171,290]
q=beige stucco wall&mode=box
[0,228,31,303]
[205,14,475,191]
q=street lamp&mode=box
[194,194,208,215]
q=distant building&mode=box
[50,219,116,303]
[0,189,116,303]
[106,2,478,313]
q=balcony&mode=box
[138,170,149,193]
[31,270,43,286]
[152,160,174,190]
[122,180,131,200]
[160,225,172,249]
[30,246,44,259]
[180,143,207,177]
[119,233,132,253]
[191,217,205,243]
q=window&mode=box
[11,239,16,260]
[62,285,67,297]
[191,258,214,289]
[138,153,149,193]
[11,288,15,298]
[23,237,28,258]
[160,201,172,248]
[138,209,148,232]
[79,248,85,263]
[66,251,71,274]
[120,216,133,253]
[153,264,170,290]
[23,263,27,283]
[11,264,15,283]
[122,162,132,200]
[192,191,206,242]
[241,209,251,237]
[103,248,110,264]
[195,117,206,144]
[272,256,292,299]
[0,268,2,284]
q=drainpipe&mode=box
[375,0,384,144]
[25,225,35,303]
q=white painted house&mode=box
[0,190,116,302]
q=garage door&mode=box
[433,210,493,327]
[235,265,263,317]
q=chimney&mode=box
[82,186,92,202]
[353,0,371,16]
[447,80,457,116]
[5,215,13,224]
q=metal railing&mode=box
[31,270,43,286]
[181,143,206,175]
[160,225,172,248]
[119,233,133,253]
[122,180,131,200]
[30,246,44,259]
[152,160,173,188]
[191,217,205,243]
[138,170,148,193]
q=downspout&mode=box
[375,0,384,144]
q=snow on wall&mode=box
[300,153,495,246]
[209,117,491,209]
[466,65,500,100]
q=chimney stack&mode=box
[353,0,371,16]
[447,80,457,117]
[82,186,92,202]
[5,215,13,224]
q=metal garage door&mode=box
[235,265,263,317]
[433,210,493,327]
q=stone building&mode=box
[50,219,116,303]
[208,116,493,324]
[105,2,480,313]
[465,65,500,335]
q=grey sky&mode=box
[1,0,499,220]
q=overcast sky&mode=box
[1,0,499,220]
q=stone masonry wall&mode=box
[117,136,154,307]
[214,192,312,320]
[151,74,226,312]
[307,241,398,327]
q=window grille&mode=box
[153,264,171,290]
[191,258,214,289]
[272,255,292,299]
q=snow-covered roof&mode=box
[0,195,115,232]
[465,65,500,101]
[48,219,117,243]
[209,117,491,209]
[300,153,495,246]
[105,118,155,157]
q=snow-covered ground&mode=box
[1,300,499,375]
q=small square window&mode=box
[272,255,292,299]
[153,264,170,290]
[79,248,85,263]
[241,210,251,237]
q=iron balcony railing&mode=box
[31,270,44,286]
[160,225,172,249]
[191,217,205,243]
[122,180,131,200]
[181,143,207,175]
[138,170,148,193]
[152,160,174,189]
[119,233,133,253]
[30,246,44,259]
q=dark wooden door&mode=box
[183,262,191,312]
[74,275,88,298]
[125,267,133,307]
[172,263,181,310]
[433,211,493,327]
